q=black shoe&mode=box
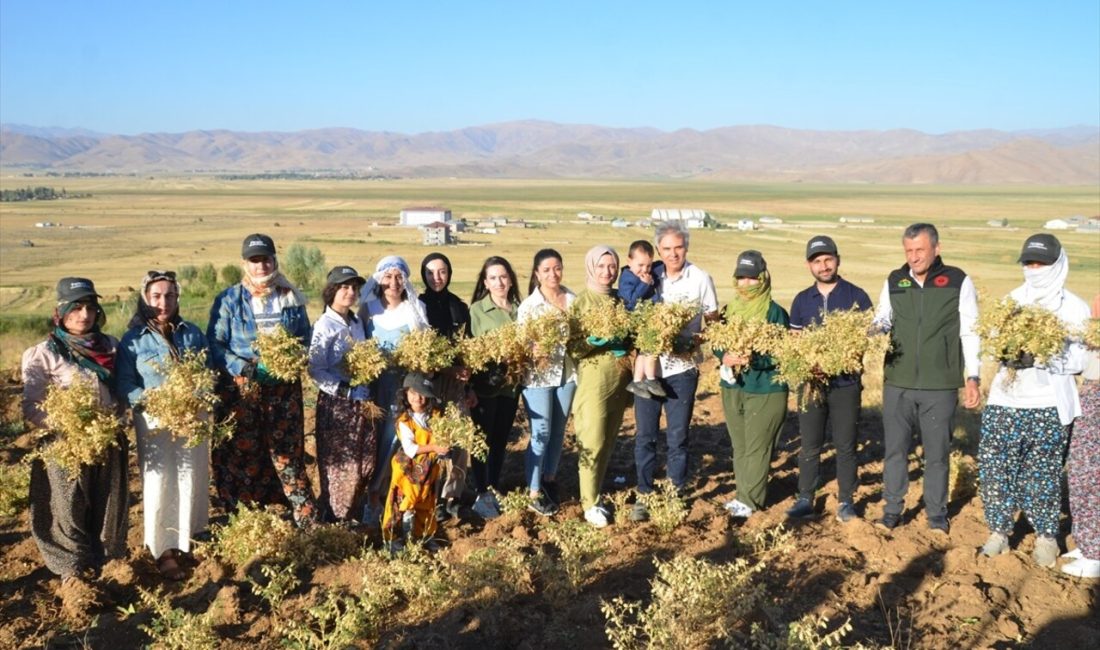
[527,494,558,517]
[875,512,902,530]
[927,515,950,535]
[542,481,560,506]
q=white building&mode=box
[737,219,757,231]
[1044,219,1071,230]
[400,206,452,227]
[651,208,709,224]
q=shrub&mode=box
[638,480,687,536]
[137,586,219,650]
[279,588,374,650]
[453,538,534,604]
[202,503,296,567]
[537,518,608,601]
[220,264,243,287]
[0,461,30,519]
[282,243,327,293]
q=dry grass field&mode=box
[0,176,1098,648]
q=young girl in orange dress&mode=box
[382,372,450,547]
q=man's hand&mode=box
[963,378,981,409]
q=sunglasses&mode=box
[146,270,177,281]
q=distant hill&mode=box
[1,120,1097,184]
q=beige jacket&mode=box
[22,338,118,430]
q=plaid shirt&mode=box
[207,284,311,377]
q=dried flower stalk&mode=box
[253,326,309,381]
[392,328,457,374]
[429,402,489,461]
[344,339,388,386]
[38,375,122,473]
[631,301,699,356]
[142,349,234,448]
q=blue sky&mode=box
[1,1,1097,135]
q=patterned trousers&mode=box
[1069,382,1100,557]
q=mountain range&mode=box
[1,121,1097,184]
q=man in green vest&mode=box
[872,223,981,534]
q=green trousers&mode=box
[572,354,632,510]
[722,387,788,510]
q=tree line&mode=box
[0,186,91,202]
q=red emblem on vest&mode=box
[933,275,949,287]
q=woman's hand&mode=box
[722,352,749,368]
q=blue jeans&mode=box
[633,368,698,494]
[523,382,577,493]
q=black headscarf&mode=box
[419,253,470,338]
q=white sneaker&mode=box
[472,492,501,520]
[1032,536,1059,568]
[584,505,610,528]
[981,532,1009,557]
[1062,547,1083,560]
[1061,557,1100,579]
[723,499,754,519]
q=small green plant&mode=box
[787,613,854,649]
[453,539,534,604]
[948,450,979,503]
[137,587,219,650]
[538,518,608,601]
[602,555,767,649]
[496,488,532,516]
[0,461,30,519]
[638,480,687,536]
[249,561,301,610]
[202,503,296,567]
[357,544,454,620]
[606,488,635,526]
[279,588,374,650]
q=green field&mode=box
[1,176,1097,365]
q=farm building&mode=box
[400,206,452,226]
[422,222,451,246]
[651,208,710,228]
[1079,219,1100,234]
[610,219,628,228]
[737,219,757,231]
[838,216,875,224]
[1044,219,1071,230]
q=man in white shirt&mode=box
[630,221,718,522]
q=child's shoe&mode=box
[642,378,667,397]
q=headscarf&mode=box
[419,252,463,335]
[725,269,773,322]
[584,245,619,296]
[1013,249,1069,311]
[128,270,183,358]
[240,255,305,307]
[361,256,429,325]
[48,299,114,381]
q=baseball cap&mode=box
[56,277,101,303]
[326,266,366,286]
[805,235,839,260]
[1018,234,1061,265]
[734,250,767,278]
[241,233,276,259]
[402,372,438,400]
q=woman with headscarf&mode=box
[715,251,790,520]
[979,235,1090,568]
[517,248,577,516]
[207,233,317,526]
[359,255,429,523]
[1063,293,1100,578]
[22,277,127,604]
[419,252,474,521]
[570,245,632,527]
[308,265,378,523]
[116,270,208,580]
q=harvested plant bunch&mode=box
[203,503,296,567]
[458,324,529,384]
[1080,318,1100,350]
[632,301,699,356]
[976,298,1069,366]
[253,326,309,381]
[392,328,457,374]
[142,349,234,448]
[771,309,886,393]
[703,316,785,372]
[39,375,122,474]
[573,299,633,341]
[602,554,767,649]
[522,309,572,368]
[429,402,489,461]
[344,339,388,386]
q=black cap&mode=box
[241,233,276,259]
[734,250,767,278]
[326,265,366,286]
[56,277,101,303]
[1018,234,1062,265]
[805,235,839,260]
[402,372,438,400]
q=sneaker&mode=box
[642,378,667,398]
[836,502,858,523]
[630,501,650,522]
[527,493,558,517]
[1033,536,1059,568]
[785,497,814,519]
[1061,557,1100,579]
[927,515,950,535]
[625,381,651,398]
[724,498,754,519]
[584,505,610,528]
[1062,547,1084,560]
[981,532,1009,557]
[542,481,561,506]
[472,492,500,520]
[875,512,902,530]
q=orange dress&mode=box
[382,410,442,542]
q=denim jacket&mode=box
[116,320,209,408]
[207,284,311,377]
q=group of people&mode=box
[20,220,1100,603]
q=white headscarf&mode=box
[360,256,428,326]
[1012,249,1069,311]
